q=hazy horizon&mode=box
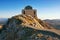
[0,0,60,20]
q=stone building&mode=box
[22,5,37,18]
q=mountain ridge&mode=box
[0,14,60,40]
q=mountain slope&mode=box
[9,14,53,30]
[7,14,60,35]
[0,23,60,40]
[0,14,60,40]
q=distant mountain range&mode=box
[0,18,8,24]
[44,19,60,29]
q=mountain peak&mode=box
[0,6,60,40]
[6,5,53,30]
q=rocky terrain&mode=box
[0,14,60,40]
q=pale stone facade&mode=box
[22,6,37,18]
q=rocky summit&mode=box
[0,6,60,40]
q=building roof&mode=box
[25,5,32,10]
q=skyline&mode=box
[0,0,60,19]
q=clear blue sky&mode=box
[0,0,60,19]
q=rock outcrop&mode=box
[7,14,53,30]
[0,14,60,40]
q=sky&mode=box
[0,0,60,19]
